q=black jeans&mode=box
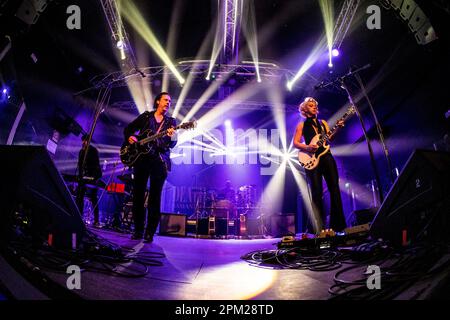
[76,183,99,224]
[306,152,346,232]
[132,155,167,236]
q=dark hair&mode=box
[153,92,170,109]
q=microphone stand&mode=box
[354,72,396,184]
[317,65,384,204]
[339,78,384,204]
[79,84,112,181]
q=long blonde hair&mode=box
[298,97,318,118]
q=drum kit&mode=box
[190,184,259,220]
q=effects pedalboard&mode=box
[277,224,371,250]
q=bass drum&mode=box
[212,199,236,219]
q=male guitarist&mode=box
[293,97,347,233]
[124,92,177,242]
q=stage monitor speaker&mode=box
[159,213,186,236]
[350,207,378,226]
[370,149,450,246]
[0,146,86,248]
[270,213,296,237]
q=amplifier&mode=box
[159,213,187,237]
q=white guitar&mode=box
[298,106,356,170]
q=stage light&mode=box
[286,82,292,91]
[286,36,327,91]
[2,88,7,94]
[332,48,339,57]
[116,40,124,49]
[120,1,185,84]
[225,119,232,127]
[319,0,334,73]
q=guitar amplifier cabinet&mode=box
[158,213,187,237]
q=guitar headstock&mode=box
[178,120,197,130]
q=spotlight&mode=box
[286,82,292,91]
[332,49,340,57]
[224,119,232,127]
[2,88,7,94]
[328,62,333,68]
[283,153,293,162]
[116,40,125,49]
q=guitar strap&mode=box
[311,118,323,135]
[156,119,165,134]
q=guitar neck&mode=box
[139,124,182,145]
[317,109,354,146]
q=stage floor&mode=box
[42,228,338,300]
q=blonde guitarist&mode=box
[293,97,347,233]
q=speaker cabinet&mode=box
[0,146,85,248]
[408,5,426,32]
[399,0,417,20]
[159,213,186,236]
[370,150,450,246]
[15,0,48,25]
[270,214,296,237]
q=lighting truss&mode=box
[222,0,242,64]
[109,98,300,113]
[99,0,137,71]
[90,60,300,89]
[332,0,361,50]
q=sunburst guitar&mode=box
[298,106,356,170]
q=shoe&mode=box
[131,232,143,240]
[143,233,154,243]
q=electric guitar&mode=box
[120,121,196,167]
[298,106,356,170]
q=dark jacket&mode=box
[123,111,177,171]
[78,145,102,180]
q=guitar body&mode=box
[298,134,330,170]
[119,120,197,167]
[120,129,156,167]
[297,106,355,170]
